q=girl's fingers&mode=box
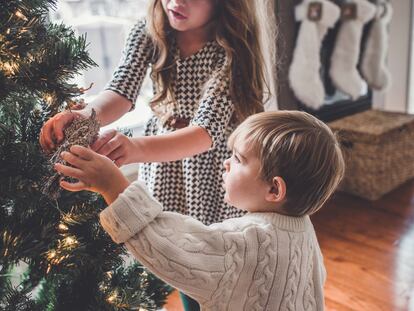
[114,156,127,168]
[40,120,55,152]
[70,145,94,161]
[39,133,49,153]
[92,129,117,153]
[60,179,88,192]
[52,113,71,143]
[107,147,124,162]
[54,163,83,180]
[98,138,120,157]
[40,112,74,152]
[60,151,85,168]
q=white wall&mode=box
[374,0,412,113]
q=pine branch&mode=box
[105,262,173,310]
[0,279,38,311]
[0,0,56,21]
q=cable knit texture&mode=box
[100,181,326,310]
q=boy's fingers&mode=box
[70,145,94,161]
[54,163,83,180]
[60,180,88,192]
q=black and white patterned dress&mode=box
[106,20,244,225]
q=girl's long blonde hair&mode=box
[147,0,277,123]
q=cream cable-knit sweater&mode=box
[100,181,326,310]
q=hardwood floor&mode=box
[313,179,414,311]
[164,179,414,311]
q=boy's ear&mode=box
[265,176,286,203]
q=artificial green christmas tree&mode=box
[0,1,172,310]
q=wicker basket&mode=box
[328,109,414,200]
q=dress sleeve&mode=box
[105,19,153,109]
[99,181,247,305]
[190,58,234,149]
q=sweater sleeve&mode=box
[105,19,153,110]
[99,181,247,304]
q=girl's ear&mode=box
[265,176,286,203]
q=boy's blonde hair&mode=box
[228,111,345,216]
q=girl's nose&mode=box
[171,0,185,5]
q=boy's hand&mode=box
[54,145,130,204]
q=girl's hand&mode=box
[40,110,88,153]
[54,145,130,204]
[91,130,137,167]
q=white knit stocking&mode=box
[361,1,393,91]
[329,0,376,100]
[289,0,340,109]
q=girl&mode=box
[40,0,276,309]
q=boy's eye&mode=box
[232,152,240,163]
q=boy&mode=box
[55,111,345,310]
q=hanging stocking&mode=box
[289,0,340,110]
[329,0,376,100]
[289,0,340,109]
[361,1,393,91]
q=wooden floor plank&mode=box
[325,281,391,311]
[314,179,414,311]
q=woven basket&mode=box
[328,110,414,200]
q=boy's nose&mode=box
[223,158,230,171]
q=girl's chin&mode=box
[168,22,190,32]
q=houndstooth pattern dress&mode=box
[106,20,245,225]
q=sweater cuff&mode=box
[100,181,163,243]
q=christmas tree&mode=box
[0,1,172,310]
